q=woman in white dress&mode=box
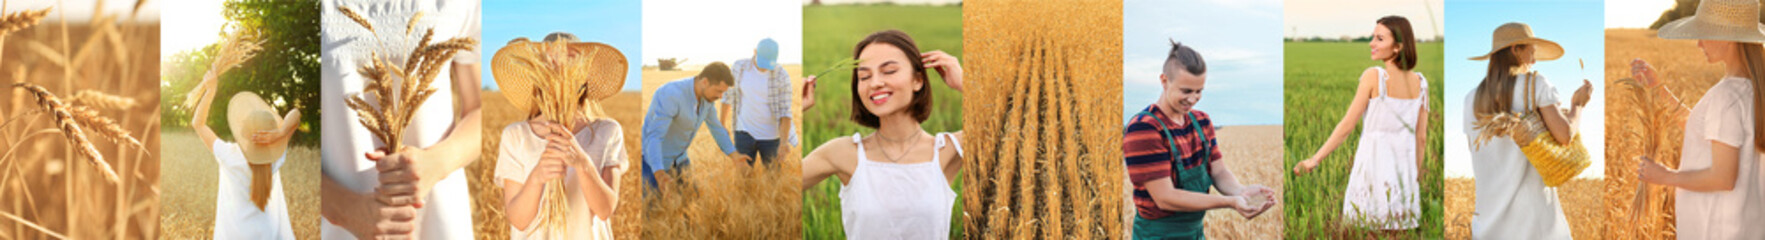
[1291,16,1430,230]
[799,29,965,239]
[491,33,629,240]
[1631,0,1765,238]
[190,62,302,239]
[1461,22,1590,239]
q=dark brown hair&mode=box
[850,29,932,129]
[1378,16,1418,71]
[697,61,734,86]
[1165,40,1206,77]
[1473,47,1522,116]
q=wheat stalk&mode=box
[13,83,119,183]
[69,90,137,110]
[338,5,477,151]
[0,7,50,36]
[336,6,372,33]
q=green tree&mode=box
[161,0,321,146]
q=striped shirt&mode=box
[1123,105,1221,219]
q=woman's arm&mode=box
[1416,99,1431,180]
[191,71,220,150]
[541,123,617,221]
[322,172,415,238]
[501,146,568,230]
[1640,141,1743,192]
[1537,79,1591,145]
[1295,69,1380,174]
[801,138,849,190]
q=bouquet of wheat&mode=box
[492,35,626,237]
[336,6,477,152]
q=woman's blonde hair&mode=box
[1734,42,1765,152]
[250,163,273,211]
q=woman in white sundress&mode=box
[1462,22,1590,239]
[1292,16,1430,230]
[1632,0,1765,238]
[799,29,965,239]
[492,33,629,240]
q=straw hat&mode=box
[491,37,627,115]
[1468,22,1564,61]
[227,92,289,165]
[1657,0,1765,43]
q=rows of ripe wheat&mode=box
[962,0,1126,238]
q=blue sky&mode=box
[1442,0,1605,178]
[1122,0,1284,126]
[481,0,644,91]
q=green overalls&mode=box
[1133,109,1214,240]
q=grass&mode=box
[471,90,646,239]
[802,4,964,239]
[638,65,804,238]
[1602,28,1717,239]
[0,2,160,238]
[961,0,1124,238]
[157,130,320,239]
[1282,41,1445,238]
[1445,177,1604,239]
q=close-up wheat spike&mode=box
[13,82,120,183]
[0,7,51,36]
[526,40,592,239]
[338,6,477,151]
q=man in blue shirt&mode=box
[642,62,752,191]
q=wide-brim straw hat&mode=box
[491,39,627,115]
[1658,0,1765,43]
[1468,22,1564,61]
[227,92,289,165]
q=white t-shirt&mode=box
[211,140,295,240]
[1676,77,1762,240]
[735,62,780,139]
[1463,73,1573,239]
[319,0,480,239]
[494,120,628,240]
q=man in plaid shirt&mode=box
[721,38,794,166]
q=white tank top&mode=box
[839,132,961,239]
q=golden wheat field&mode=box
[158,131,320,239]
[471,90,646,239]
[637,64,806,238]
[961,0,1125,238]
[1201,125,1286,239]
[1444,177,1604,240]
[0,5,162,239]
[1602,28,1723,240]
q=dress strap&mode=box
[933,132,963,166]
[1374,67,1389,98]
[851,133,867,163]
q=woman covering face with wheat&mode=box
[799,29,965,239]
[1628,0,1765,238]
[489,32,630,240]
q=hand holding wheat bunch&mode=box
[185,32,264,110]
